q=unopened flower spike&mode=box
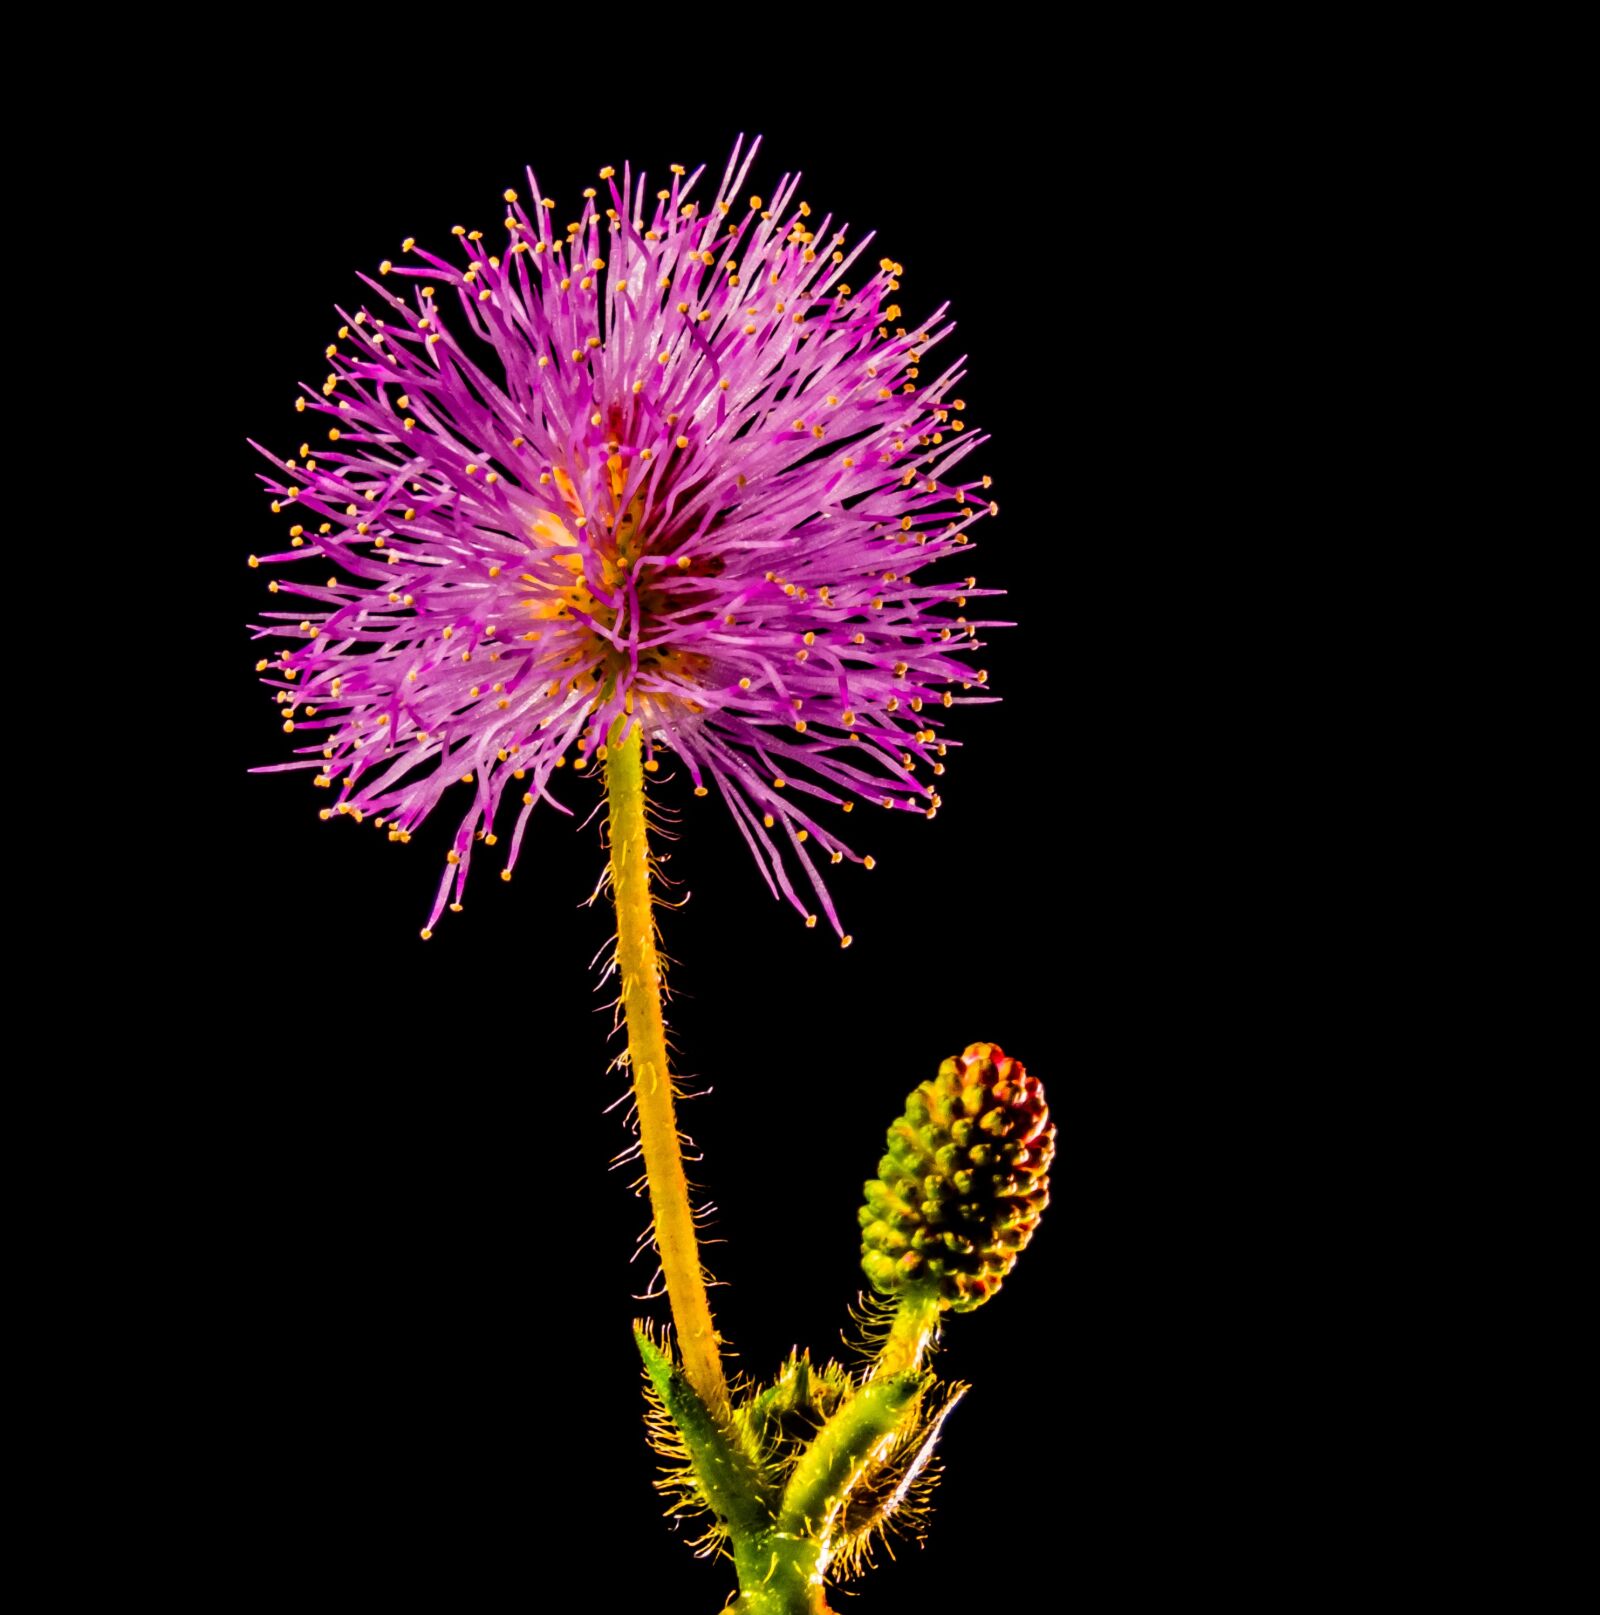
[861,1041,1055,1313]
[860,1041,1055,1377]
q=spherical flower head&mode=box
[249,139,1004,938]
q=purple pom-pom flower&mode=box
[249,138,1002,940]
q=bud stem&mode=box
[874,1289,941,1379]
[607,722,729,1420]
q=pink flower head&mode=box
[249,138,1002,940]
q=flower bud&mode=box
[860,1042,1053,1312]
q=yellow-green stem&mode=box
[875,1290,942,1379]
[607,721,729,1420]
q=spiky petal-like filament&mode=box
[249,140,1004,939]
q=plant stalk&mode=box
[875,1290,941,1379]
[607,721,729,1421]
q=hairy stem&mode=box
[607,721,729,1420]
[729,1535,832,1614]
[875,1289,942,1379]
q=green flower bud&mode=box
[860,1042,1053,1312]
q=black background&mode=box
[64,34,1437,1611]
[146,77,1156,1612]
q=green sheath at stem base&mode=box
[728,1536,832,1615]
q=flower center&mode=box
[519,451,717,710]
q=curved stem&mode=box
[607,720,729,1420]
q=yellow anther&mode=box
[840,935,853,949]
[762,814,775,828]
[379,260,392,275]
